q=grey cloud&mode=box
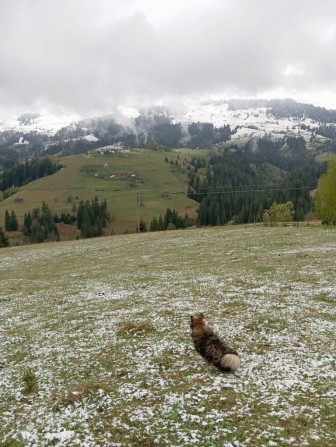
[0,0,336,118]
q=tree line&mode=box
[267,99,336,123]
[315,125,336,140]
[76,197,109,238]
[5,210,19,231]
[2,197,110,245]
[23,202,60,243]
[0,157,62,193]
[187,136,326,226]
[149,208,194,231]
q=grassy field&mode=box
[0,149,200,235]
[0,225,335,446]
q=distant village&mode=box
[83,142,139,158]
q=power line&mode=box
[23,184,317,198]
[187,184,318,196]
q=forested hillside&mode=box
[0,158,61,192]
[188,136,326,225]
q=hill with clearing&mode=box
[0,225,335,446]
[0,149,200,236]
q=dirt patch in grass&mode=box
[116,320,156,336]
[64,382,102,405]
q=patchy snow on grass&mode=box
[0,226,335,446]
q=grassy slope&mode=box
[0,149,200,235]
[0,225,335,446]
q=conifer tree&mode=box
[139,218,147,232]
[4,210,18,231]
[10,210,19,231]
[24,212,32,235]
[0,227,9,247]
[5,210,11,231]
[150,216,159,231]
[76,197,109,238]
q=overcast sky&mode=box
[1,0,336,119]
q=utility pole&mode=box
[137,192,140,233]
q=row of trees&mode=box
[0,157,62,192]
[24,203,60,243]
[268,98,336,123]
[315,125,336,140]
[2,197,110,244]
[149,208,194,232]
[77,198,109,238]
[5,210,19,231]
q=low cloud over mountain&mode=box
[1,0,336,119]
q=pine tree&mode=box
[139,219,147,232]
[10,210,19,231]
[24,212,32,235]
[157,215,163,230]
[150,216,159,231]
[5,210,11,231]
[0,227,9,248]
[4,210,18,231]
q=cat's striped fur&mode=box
[190,313,241,373]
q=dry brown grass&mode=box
[116,320,156,336]
[65,382,101,404]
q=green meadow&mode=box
[0,149,200,234]
[0,225,335,446]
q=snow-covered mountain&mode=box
[0,113,78,136]
[1,98,335,151]
[174,102,314,141]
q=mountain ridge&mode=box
[1,98,336,166]
[2,97,336,138]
